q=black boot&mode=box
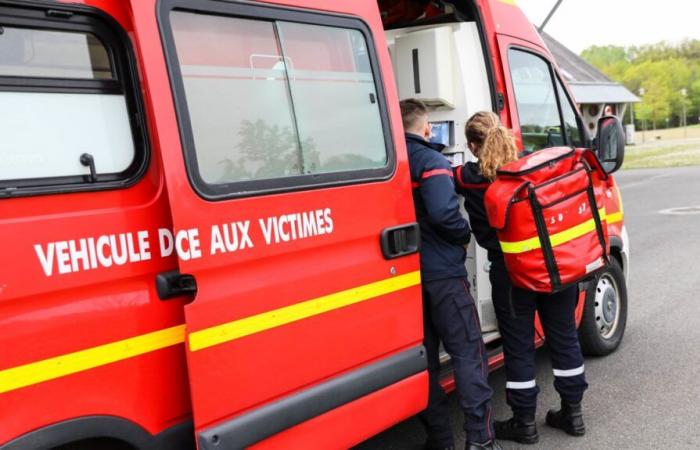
[494,414,539,445]
[465,440,502,450]
[546,400,586,436]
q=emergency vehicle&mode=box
[0,0,629,448]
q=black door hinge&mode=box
[497,92,506,111]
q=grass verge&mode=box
[633,124,700,142]
[623,143,700,169]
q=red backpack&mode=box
[484,147,609,293]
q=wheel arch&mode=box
[610,225,631,282]
[0,416,193,450]
[609,235,625,271]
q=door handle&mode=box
[156,270,197,301]
[380,223,420,259]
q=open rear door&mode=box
[133,0,427,447]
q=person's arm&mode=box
[454,162,495,249]
[419,157,471,245]
[454,162,491,193]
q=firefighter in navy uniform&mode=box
[400,99,500,450]
[455,112,588,445]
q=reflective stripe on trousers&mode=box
[489,257,588,414]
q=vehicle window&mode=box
[0,21,142,192]
[169,14,298,184]
[1,91,135,181]
[508,49,564,153]
[555,77,583,147]
[276,22,385,174]
[0,27,111,79]
[167,10,390,196]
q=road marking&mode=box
[659,206,700,215]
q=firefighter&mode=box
[400,99,500,450]
[455,111,588,445]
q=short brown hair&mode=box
[400,98,428,132]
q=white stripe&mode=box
[506,380,537,389]
[553,365,585,377]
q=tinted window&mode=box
[168,10,389,194]
[509,49,564,153]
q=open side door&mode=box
[133,0,427,448]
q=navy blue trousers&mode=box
[489,257,588,417]
[419,276,495,448]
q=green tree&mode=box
[582,39,700,128]
[580,45,630,81]
[691,78,700,120]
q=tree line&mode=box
[581,40,700,129]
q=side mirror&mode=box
[595,115,625,174]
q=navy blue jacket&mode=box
[406,133,471,281]
[454,162,503,262]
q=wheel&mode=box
[52,438,136,450]
[579,257,627,356]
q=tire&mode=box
[52,438,136,450]
[579,257,628,356]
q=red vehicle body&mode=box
[0,1,628,449]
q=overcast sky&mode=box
[517,0,700,54]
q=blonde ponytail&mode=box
[465,111,519,181]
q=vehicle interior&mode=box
[379,0,502,347]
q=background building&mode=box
[541,31,640,138]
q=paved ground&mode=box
[356,166,700,450]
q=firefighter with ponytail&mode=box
[455,112,588,445]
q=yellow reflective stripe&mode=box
[189,271,422,352]
[548,218,597,247]
[616,186,624,215]
[500,209,607,254]
[498,0,518,5]
[499,236,541,254]
[607,211,623,224]
[0,325,185,394]
[0,272,422,393]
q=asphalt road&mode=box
[356,166,700,450]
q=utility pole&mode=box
[639,88,645,144]
[538,0,564,32]
[681,88,688,138]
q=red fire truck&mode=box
[0,0,629,449]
